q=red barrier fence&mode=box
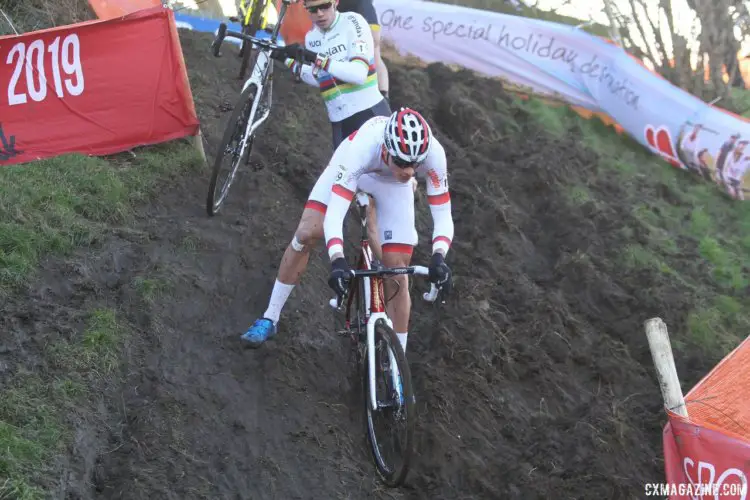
[648,319,750,499]
[663,413,750,499]
[0,6,199,167]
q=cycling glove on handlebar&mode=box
[328,257,351,298]
[429,253,452,294]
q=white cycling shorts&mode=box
[305,169,418,254]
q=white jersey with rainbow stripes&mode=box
[298,11,384,123]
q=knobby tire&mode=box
[363,319,415,487]
[206,82,258,216]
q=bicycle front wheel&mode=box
[206,82,260,216]
[363,319,415,487]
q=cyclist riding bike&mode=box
[336,0,390,100]
[241,108,454,355]
[269,0,391,149]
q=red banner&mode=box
[0,6,199,166]
[662,411,750,499]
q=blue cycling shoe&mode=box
[240,317,277,347]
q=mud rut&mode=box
[2,29,712,499]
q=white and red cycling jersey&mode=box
[315,115,454,259]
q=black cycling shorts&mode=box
[337,0,379,28]
[331,98,392,150]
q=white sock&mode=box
[396,332,408,354]
[263,279,295,324]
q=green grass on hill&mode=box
[516,95,750,359]
[0,141,204,499]
[0,143,202,294]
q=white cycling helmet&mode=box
[383,107,432,166]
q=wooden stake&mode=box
[645,317,689,418]
[193,127,207,164]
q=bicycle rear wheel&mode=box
[206,81,260,216]
[363,319,415,486]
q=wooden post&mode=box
[193,127,207,165]
[645,317,689,418]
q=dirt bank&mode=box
[2,28,719,499]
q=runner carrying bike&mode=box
[269,0,391,149]
[241,108,454,354]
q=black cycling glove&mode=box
[278,43,318,64]
[270,47,288,61]
[429,252,452,294]
[328,257,352,298]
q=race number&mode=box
[7,33,85,106]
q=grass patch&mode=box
[687,295,749,352]
[133,275,172,303]
[566,184,593,206]
[0,308,125,500]
[0,139,202,498]
[514,94,750,363]
[0,141,203,294]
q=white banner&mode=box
[373,0,750,199]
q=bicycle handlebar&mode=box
[355,264,441,303]
[328,264,444,312]
[211,22,284,58]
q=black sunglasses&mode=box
[307,2,333,13]
[391,154,419,169]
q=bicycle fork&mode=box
[366,313,404,412]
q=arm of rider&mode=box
[268,42,319,86]
[295,21,376,85]
[323,165,357,262]
[319,35,374,85]
[323,164,359,296]
[283,58,318,86]
[320,20,377,86]
[423,143,455,289]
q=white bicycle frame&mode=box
[236,49,274,163]
[329,192,440,412]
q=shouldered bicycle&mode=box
[206,0,302,217]
[329,191,446,487]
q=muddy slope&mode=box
[1,28,710,499]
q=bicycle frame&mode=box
[333,192,440,412]
[211,0,299,167]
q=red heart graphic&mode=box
[644,125,682,167]
[656,128,676,158]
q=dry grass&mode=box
[0,0,94,35]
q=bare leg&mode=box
[258,207,325,326]
[381,247,412,353]
[278,207,325,285]
[366,195,383,261]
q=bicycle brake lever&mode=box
[423,282,440,303]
